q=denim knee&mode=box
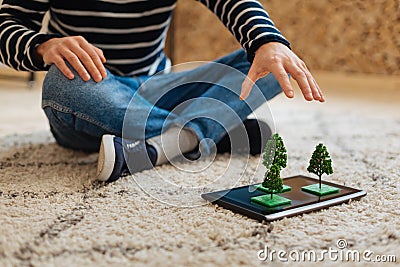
[41,65,121,151]
[42,64,91,109]
[42,63,127,135]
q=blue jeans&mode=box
[42,49,282,153]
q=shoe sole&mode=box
[96,135,116,181]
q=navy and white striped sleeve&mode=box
[0,0,58,71]
[197,0,290,62]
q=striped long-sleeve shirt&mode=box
[0,0,290,77]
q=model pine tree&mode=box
[262,164,283,199]
[262,133,287,171]
[261,133,287,198]
[307,143,334,189]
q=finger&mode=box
[270,64,294,98]
[298,61,323,102]
[95,46,106,64]
[318,87,325,102]
[62,49,91,81]
[307,74,325,102]
[82,45,107,81]
[312,77,325,102]
[93,56,107,80]
[240,66,258,100]
[93,46,107,79]
[92,49,107,79]
[304,70,321,101]
[86,47,106,81]
[72,46,103,82]
[287,65,313,101]
[53,57,75,80]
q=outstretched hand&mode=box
[36,36,107,83]
[241,42,324,102]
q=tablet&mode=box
[201,175,366,222]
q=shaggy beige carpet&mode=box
[0,94,399,267]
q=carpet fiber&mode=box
[0,98,399,266]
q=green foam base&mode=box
[301,184,340,196]
[255,184,292,194]
[251,194,292,208]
